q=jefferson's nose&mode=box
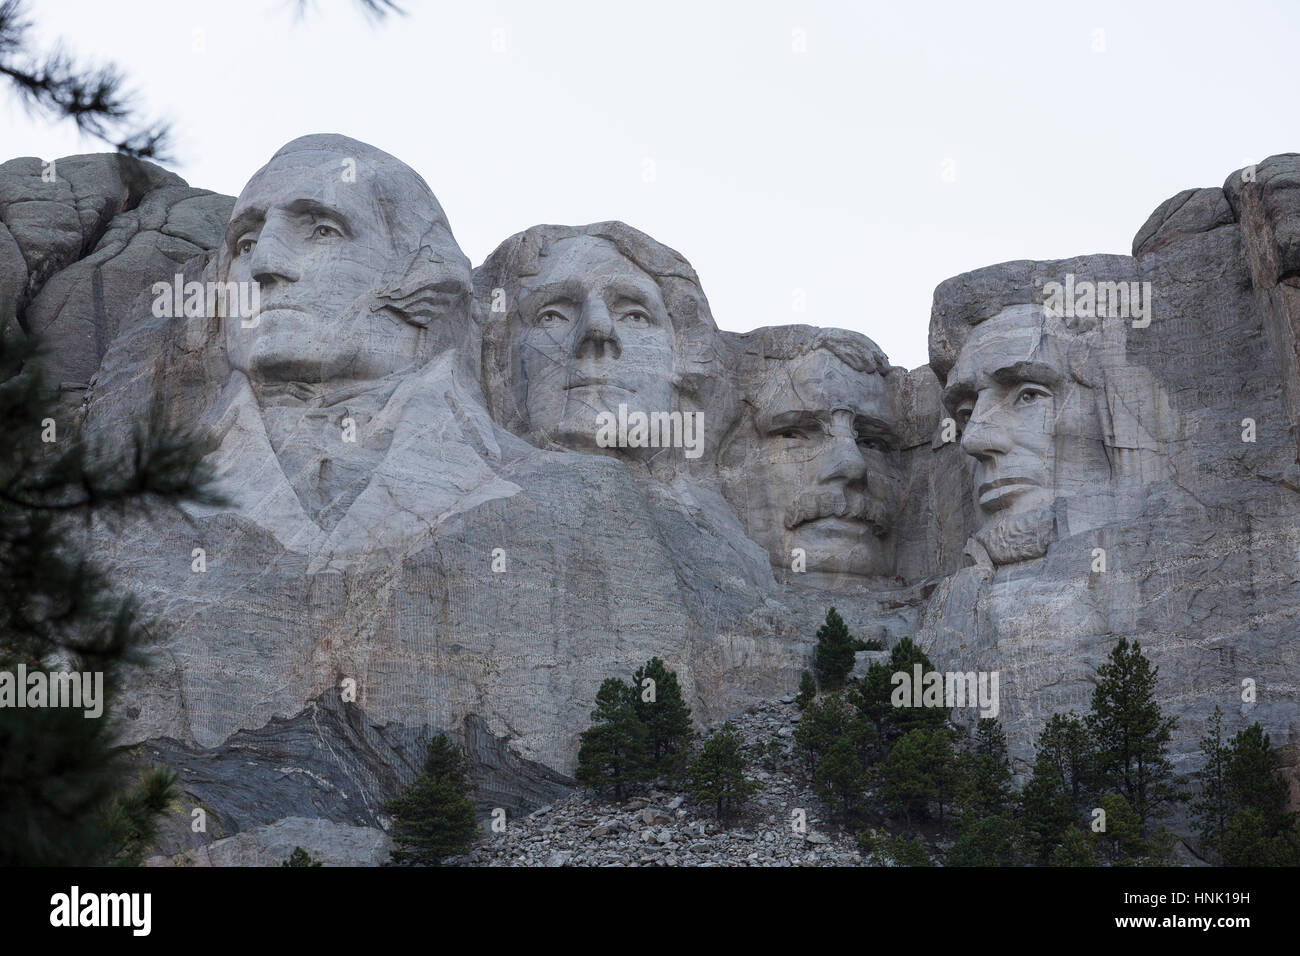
[961,395,1014,461]
[573,296,620,360]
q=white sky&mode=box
[5,0,1299,370]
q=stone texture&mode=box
[6,138,1299,863]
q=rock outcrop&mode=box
[5,137,1297,863]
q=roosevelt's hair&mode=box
[740,324,892,377]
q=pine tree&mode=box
[1090,793,1148,865]
[1220,723,1300,865]
[687,722,757,821]
[385,733,479,866]
[1020,717,1085,864]
[855,636,948,745]
[1086,637,1180,825]
[794,692,854,776]
[882,726,961,827]
[947,814,1024,866]
[813,606,855,690]
[814,736,870,820]
[795,670,816,711]
[0,321,220,865]
[575,677,649,801]
[1049,826,1097,866]
[631,657,695,781]
[1191,706,1231,862]
[1035,712,1093,813]
[282,846,322,867]
[960,718,1014,817]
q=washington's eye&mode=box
[620,309,651,326]
[1017,386,1051,405]
[234,236,257,257]
[311,223,343,240]
[536,309,569,327]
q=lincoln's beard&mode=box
[973,504,1056,566]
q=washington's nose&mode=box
[573,296,620,360]
[961,396,1014,461]
[248,224,300,287]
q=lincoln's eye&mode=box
[235,236,257,257]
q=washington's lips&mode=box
[977,476,1041,509]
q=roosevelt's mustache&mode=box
[785,489,890,537]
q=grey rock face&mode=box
[8,138,1299,863]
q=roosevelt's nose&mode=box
[960,395,1014,461]
[573,295,620,360]
[248,219,300,288]
[817,412,868,484]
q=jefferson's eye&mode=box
[536,309,569,327]
[312,223,343,240]
[235,236,257,257]
[620,309,651,326]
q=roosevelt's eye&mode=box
[857,435,889,452]
[1016,385,1052,405]
[234,235,257,257]
[311,223,343,240]
[774,427,809,440]
[536,308,569,327]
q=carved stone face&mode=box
[223,143,470,391]
[945,306,1064,524]
[514,235,676,453]
[747,349,899,578]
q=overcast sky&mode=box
[6,0,1299,369]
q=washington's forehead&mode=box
[233,157,443,225]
